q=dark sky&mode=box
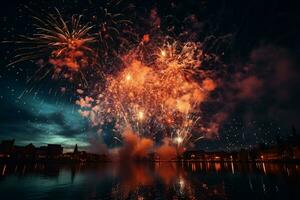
[0,0,299,152]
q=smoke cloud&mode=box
[118,128,154,160]
[155,138,178,160]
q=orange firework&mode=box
[77,40,217,147]
[9,8,96,84]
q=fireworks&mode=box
[5,1,227,153]
[77,40,217,147]
[9,8,96,84]
[6,1,138,86]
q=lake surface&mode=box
[0,161,299,200]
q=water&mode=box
[0,162,299,200]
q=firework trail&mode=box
[87,0,137,65]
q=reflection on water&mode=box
[0,162,300,200]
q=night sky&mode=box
[0,0,300,152]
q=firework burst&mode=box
[8,8,97,85]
